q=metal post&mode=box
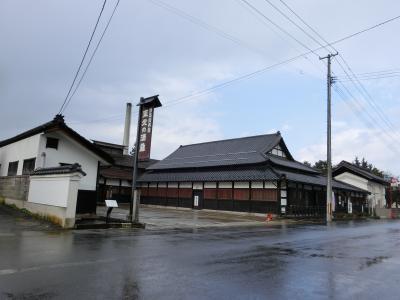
[320,52,338,223]
[129,104,142,223]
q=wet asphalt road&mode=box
[1,206,400,299]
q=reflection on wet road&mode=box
[1,206,400,299]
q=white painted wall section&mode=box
[41,132,101,191]
[0,134,42,176]
[334,172,368,191]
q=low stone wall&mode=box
[0,176,30,201]
[0,167,84,228]
[375,208,390,218]
[375,208,400,219]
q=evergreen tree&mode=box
[313,160,328,174]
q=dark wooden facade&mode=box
[140,181,280,214]
[139,180,368,217]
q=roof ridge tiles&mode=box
[161,150,259,162]
[179,133,279,148]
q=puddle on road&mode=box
[359,256,389,270]
[207,245,298,274]
[3,291,56,300]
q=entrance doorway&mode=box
[193,190,203,210]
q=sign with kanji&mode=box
[137,96,161,161]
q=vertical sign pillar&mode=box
[129,95,162,223]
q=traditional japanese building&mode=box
[333,160,389,213]
[138,132,368,216]
[94,140,158,203]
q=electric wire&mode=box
[147,0,271,59]
[272,0,400,142]
[70,7,400,124]
[62,0,121,114]
[59,0,107,114]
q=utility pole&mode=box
[320,52,338,223]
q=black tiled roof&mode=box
[138,166,280,182]
[149,133,282,170]
[267,155,319,174]
[276,169,368,192]
[32,163,86,176]
[0,115,113,164]
[333,161,388,185]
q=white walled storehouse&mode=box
[333,161,389,212]
[0,115,113,213]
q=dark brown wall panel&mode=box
[233,189,250,200]
[218,188,233,200]
[179,188,192,199]
[157,187,167,197]
[251,189,277,201]
[167,187,179,198]
[204,188,217,199]
[148,187,158,197]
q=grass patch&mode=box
[333,212,370,220]
[0,201,62,228]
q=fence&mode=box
[0,176,30,201]
[286,205,326,218]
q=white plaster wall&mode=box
[0,134,42,176]
[102,179,131,187]
[40,132,100,191]
[368,181,386,208]
[105,179,120,186]
[28,175,70,207]
[334,172,368,191]
[26,173,83,228]
[335,172,386,208]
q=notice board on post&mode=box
[137,95,162,161]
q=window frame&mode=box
[46,137,59,149]
[7,161,19,176]
[22,158,36,175]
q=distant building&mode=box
[138,133,368,217]
[0,115,113,213]
[333,160,389,212]
[93,140,158,203]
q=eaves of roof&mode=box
[138,166,280,182]
[333,161,388,185]
[0,115,113,164]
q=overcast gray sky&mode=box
[1,0,400,174]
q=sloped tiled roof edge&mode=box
[275,168,369,193]
[32,163,86,176]
[138,165,281,182]
[148,133,283,170]
[0,115,113,164]
[333,160,388,185]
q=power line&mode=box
[339,68,400,77]
[337,71,400,82]
[61,0,121,113]
[263,0,331,52]
[271,0,400,141]
[59,0,107,114]
[147,0,271,59]
[69,10,400,123]
[160,13,400,108]
[240,0,317,55]
[333,84,400,156]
